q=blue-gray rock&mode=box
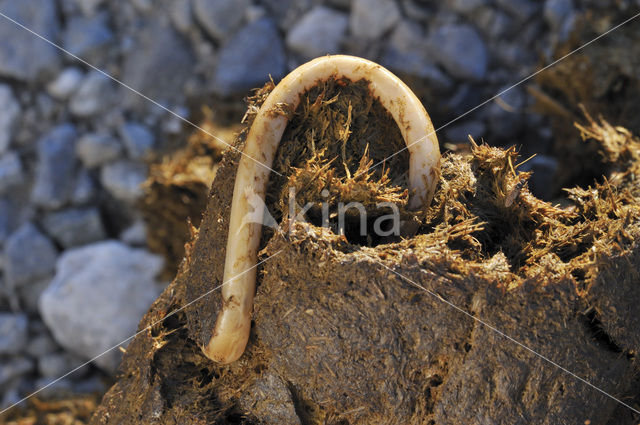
[0,85,20,154]
[119,122,155,160]
[426,24,488,81]
[63,13,113,58]
[262,0,312,30]
[380,21,454,90]
[3,223,57,288]
[100,160,147,203]
[47,68,84,100]
[42,208,106,248]
[31,124,77,209]
[518,155,559,200]
[212,18,286,97]
[495,0,539,21]
[120,22,195,113]
[119,220,147,246]
[544,0,574,36]
[475,7,514,39]
[72,0,104,16]
[350,0,400,40]
[72,169,97,205]
[487,84,526,138]
[76,132,122,168]
[193,0,249,41]
[0,151,23,193]
[446,0,487,14]
[0,313,28,355]
[39,240,163,372]
[38,352,85,378]
[69,70,114,117]
[0,0,61,81]
[169,0,193,34]
[444,120,486,143]
[25,331,59,358]
[286,6,348,59]
[0,358,33,388]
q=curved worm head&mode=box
[202,55,441,364]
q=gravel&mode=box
[0,85,20,154]
[0,313,28,355]
[212,18,286,97]
[286,6,348,59]
[39,240,163,372]
[41,207,106,248]
[118,122,155,160]
[350,0,401,40]
[76,132,123,168]
[0,151,24,193]
[100,160,148,203]
[3,223,57,289]
[31,124,78,209]
[426,24,489,81]
[46,68,84,101]
[193,0,249,41]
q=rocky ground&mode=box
[0,0,638,420]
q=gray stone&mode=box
[380,21,454,90]
[63,13,113,58]
[446,0,486,14]
[119,122,155,160]
[0,0,61,81]
[18,278,50,315]
[0,358,33,388]
[120,220,147,246]
[0,151,23,193]
[31,124,77,209]
[33,377,73,398]
[38,352,84,378]
[72,169,97,205]
[544,0,574,32]
[475,7,514,39]
[120,22,195,112]
[286,6,348,59]
[262,0,312,30]
[212,18,286,97]
[73,0,104,16]
[350,0,400,40]
[25,332,59,358]
[193,0,248,41]
[69,70,114,117]
[444,120,486,142]
[495,0,539,21]
[42,208,106,248]
[39,240,163,372]
[100,160,148,203]
[169,0,192,33]
[426,24,488,81]
[47,68,84,100]
[518,155,559,200]
[0,313,28,355]
[76,132,122,168]
[487,84,526,138]
[0,85,20,154]
[3,223,57,289]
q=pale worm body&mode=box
[202,55,441,364]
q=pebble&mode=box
[31,124,78,209]
[3,223,57,289]
[0,85,20,154]
[212,18,286,97]
[350,0,401,40]
[38,352,84,378]
[100,160,148,203]
[120,219,148,246]
[25,332,59,358]
[39,240,163,372]
[487,84,526,138]
[47,68,84,101]
[444,120,486,142]
[0,0,61,81]
[0,313,28,355]
[63,13,113,58]
[169,0,192,34]
[118,122,155,160]
[193,0,249,41]
[120,22,195,113]
[495,0,539,21]
[0,358,33,388]
[73,0,104,16]
[0,151,24,194]
[42,207,106,248]
[426,24,488,81]
[286,6,348,59]
[76,132,122,168]
[69,70,114,118]
[381,21,454,90]
[446,0,487,14]
[72,169,97,205]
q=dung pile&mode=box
[91,78,640,424]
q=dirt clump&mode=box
[91,77,640,424]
